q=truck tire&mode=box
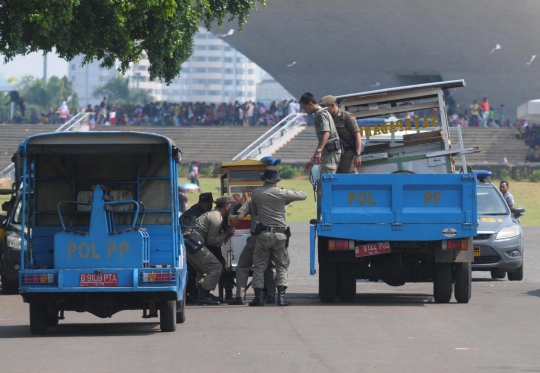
[29,302,48,335]
[319,262,337,303]
[433,263,453,303]
[1,277,19,295]
[454,262,471,304]
[159,300,176,332]
[338,263,356,303]
[490,269,506,279]
[508,264,524,281]
[176,288,186,324]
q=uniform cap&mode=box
[198,192,214,203]
[260,166,282,184]
[215,196,234,205]
[318,95,337,108]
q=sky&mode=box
[0,50,68,82]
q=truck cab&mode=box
[310,80,479,304]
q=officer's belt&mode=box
[261,225,287,233]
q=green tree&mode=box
[15,74,75,113]
[93,76,153,105]
[0,0,266,84]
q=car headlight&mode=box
[496,226,520,240]
[7,232,26,251]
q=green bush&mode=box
[529,170,540,182]
[514,169,524,181]
[499,168,510,180]
[277,165,304,179]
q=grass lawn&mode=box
[2,178,538,226]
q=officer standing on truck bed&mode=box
[319,95,362,173]
[300,92,341,173]
[184,196,234,305]
[249,166,307,307]
[227,198,276,305]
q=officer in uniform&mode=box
[183,192,214,303]
[249,166,307,306]
[227,198,276,305]
[299,92,341,174]
[319,95,362,173]
[185,196,234,305]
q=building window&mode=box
[99,76,109,82]
[207,79,221,84]
[207,90,220,96]
[248,92,255,97]
[236,57,243,62]
[195,45,207,50]
[196,33,207,39]
[135,65,147,71]
[224,80,233,85]
[193,68,207,73]
[147,89,154,94]
[171,90,180,95]
[248,69,254,74]
[224,68,233,74]
[208,68,222,73]
[224,46,231,51]
[182,67,190,73]
[236,80,244,85]
[248,80,255,86]
[236,68,244,74]
[209,57,221,62]
[194,56,206,61]
[71,76,76,82]
[208,45,222,50]
[224,57,233,63]
[236,91,244,97]
[71,64,76,71]
[193,79,206,84]
[193,90,206,95]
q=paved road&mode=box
[0,225,539,373]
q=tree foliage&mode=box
[0,0,266,84]
[93,76,152,105]
[14,75,78,114]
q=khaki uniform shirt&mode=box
[237,197,257,232]
[251,183,307,228]
[189,209,226,247]
[334,109,360,149]
[315,107,340,144]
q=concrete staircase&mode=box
[272,126,531,166]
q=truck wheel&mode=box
[454,262,471,304]
[433,263,453,303]
[176,288,186,324]
[319,262,337,303]
[47,317,59,327]
[508,264,523,281]
[490,269,506,279]
[29,302,48,335]
[1,275,19,295]
[338,263,357,303]
[159,300,176,332]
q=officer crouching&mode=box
[184,196,234,305]
[249,166,307,306]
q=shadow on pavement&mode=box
[285,292,435,306]
[525,289,540,298]
[0,322,160,338]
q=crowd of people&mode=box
[516,123,540,162]
[83,97,302,127]
[447,98,511,127]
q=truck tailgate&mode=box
[318,174,477,241]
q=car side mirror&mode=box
[180,214,197,228]
[513,206,525,218]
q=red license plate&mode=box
[80,273,118,287]
[355,242,391,257]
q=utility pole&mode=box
[43,53,47,82]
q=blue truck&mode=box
[310,80,479,303]
[13,132,189,334]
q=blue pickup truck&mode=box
[310,80,479,303]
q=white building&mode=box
[70,27,288,105]
[68,56,117,107]
[256,71,295,106]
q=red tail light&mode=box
[328,240,350,251]
[447,240,468,250]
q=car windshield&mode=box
[477,185,509,215]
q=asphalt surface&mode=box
[0,224,539,373]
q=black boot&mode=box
[232,297,245,305]
[198,288,220,305]
[277,286,291,306]
[248,288,265,307]
[266,293,276,304]
[225,289,234,301]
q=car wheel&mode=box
[433,263,453,303]
[508,264,523,281]
[159,300,176,332]
[338,263,356,303]
[29,302,48,335]
[454,263,471,304]
[490,269,506,279]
